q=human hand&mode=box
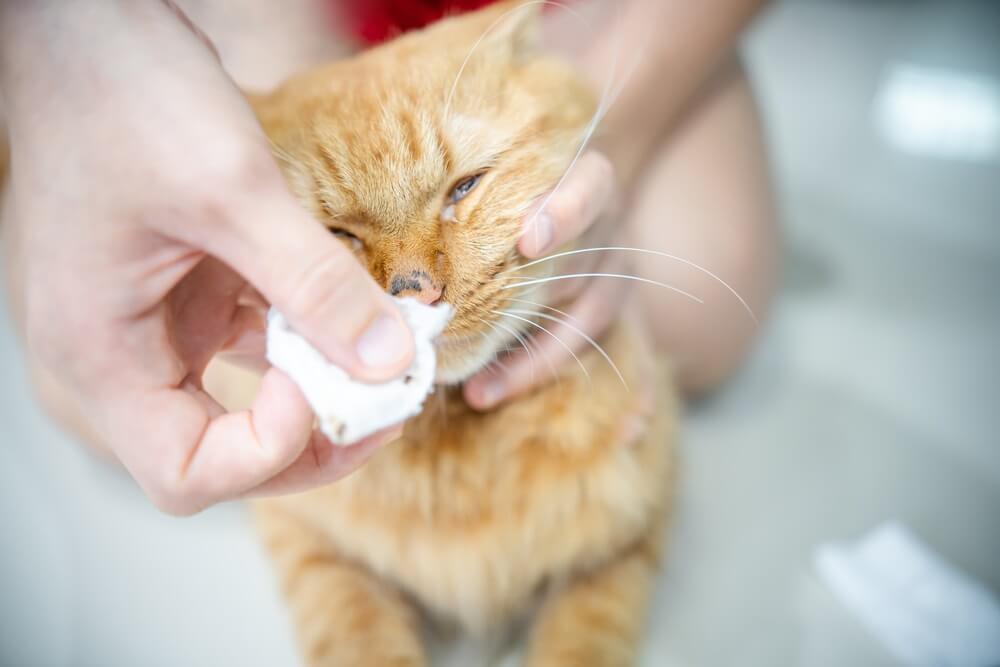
[0,0,414,514]
[463,151,629,409]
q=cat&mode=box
[246,3,676,665]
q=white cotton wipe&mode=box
[266,298,453,445]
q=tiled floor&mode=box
[2,1,998,665]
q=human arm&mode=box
[0,0,414,514]
[464,0,771,407]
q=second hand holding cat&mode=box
[463,151,631,410]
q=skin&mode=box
[178,0,775,408]
[0,0,418,515]
[465,0,775,404]
[0,0,774,513]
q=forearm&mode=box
[563,0,768,184]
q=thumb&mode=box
[215,189,414,383]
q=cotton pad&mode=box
[266,299,453,445]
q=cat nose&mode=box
[388,270,443,305]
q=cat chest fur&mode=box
[258,325,675,634]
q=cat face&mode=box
[254,3,596,382]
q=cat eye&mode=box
[449,173,483,203]
[330,228,363,251]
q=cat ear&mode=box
[467,1,542,66]
[436,2,543,111]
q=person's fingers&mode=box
[464,252,629,410]
[518,151,616,258]
[217,304,269,372]
[244,424,403,498]
[116,367,318,515]
[213,188,415,383]
[538,244,605,305]
[520,205,617,305]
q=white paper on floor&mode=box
[814,521,1000,667]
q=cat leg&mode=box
[256,505,426,667]
[523,529,662,667]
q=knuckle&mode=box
[254,433,291,471]
[546,191,584,234]
[587,151,615,185]
[145,477,200,516]
[227,146,281,195]
[190,143,281,219]
[205,138,274,186]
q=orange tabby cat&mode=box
[247,3,676,665]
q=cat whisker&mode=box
[506,297,585,328]
[492,310,591,384]
[524,10,622,252]
[494,321,541,381]
[479,330,514,374]
[501,322,537,368]
[600,4,652,120]
[496,317,564,389]
[486,355,512,375]
[505,246,757,324]
[524,3,650,251]
[479,317,534,382]
[443,1,587,121]
[507,309,627,390]
[501,273,703,304]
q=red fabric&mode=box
[337,0,500,45]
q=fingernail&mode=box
[356,315,410,370]
[527,212,553,255]
[479,379,505,407]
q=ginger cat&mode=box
[247,3,676,665]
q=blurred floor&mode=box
[1,1,998,665]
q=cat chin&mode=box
[433,351,491,385]
[433,335,509,386]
